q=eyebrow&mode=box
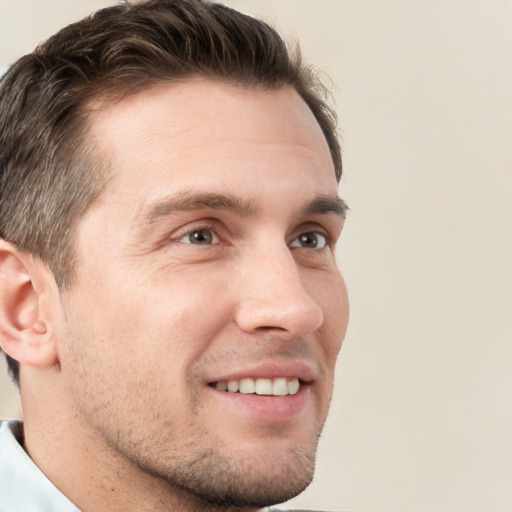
[303,195,349,218]
[141,190,348,226]
[143,191,259,224]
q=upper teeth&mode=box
[215,377,300,396]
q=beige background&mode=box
[1,1,511,511]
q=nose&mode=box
[233,244,324,338]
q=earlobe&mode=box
[0,240,58,370]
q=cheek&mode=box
[62,267,234,379]
[311,270,349,365]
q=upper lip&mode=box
[205,360,317,384]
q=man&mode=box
[0,1,349,511]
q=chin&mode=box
[150,442,318,509]
[177,450,316,508]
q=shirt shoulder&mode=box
[0,420,81,512]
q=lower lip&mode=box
[206,383,311,423]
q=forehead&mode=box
[86,79,337,212]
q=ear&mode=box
[0,240,59,370]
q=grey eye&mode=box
[290,232,327,249]
[180,229,219,245]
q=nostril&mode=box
[257,325,287,332]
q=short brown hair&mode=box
[0,0,342,381]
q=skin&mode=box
[5,80,349,512]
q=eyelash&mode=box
[174,224,330,251]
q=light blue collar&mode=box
[0,420,80,512]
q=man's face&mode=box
[56,80,349,508]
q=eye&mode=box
[290,231,328,250]
[179,228,220,245]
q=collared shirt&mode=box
[0,420,327,512]
[0,420,80,511]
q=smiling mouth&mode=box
[210,377,301,396]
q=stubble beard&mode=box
[65,330,327,510]
[135,433,320,510]
[73,382,323,511]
